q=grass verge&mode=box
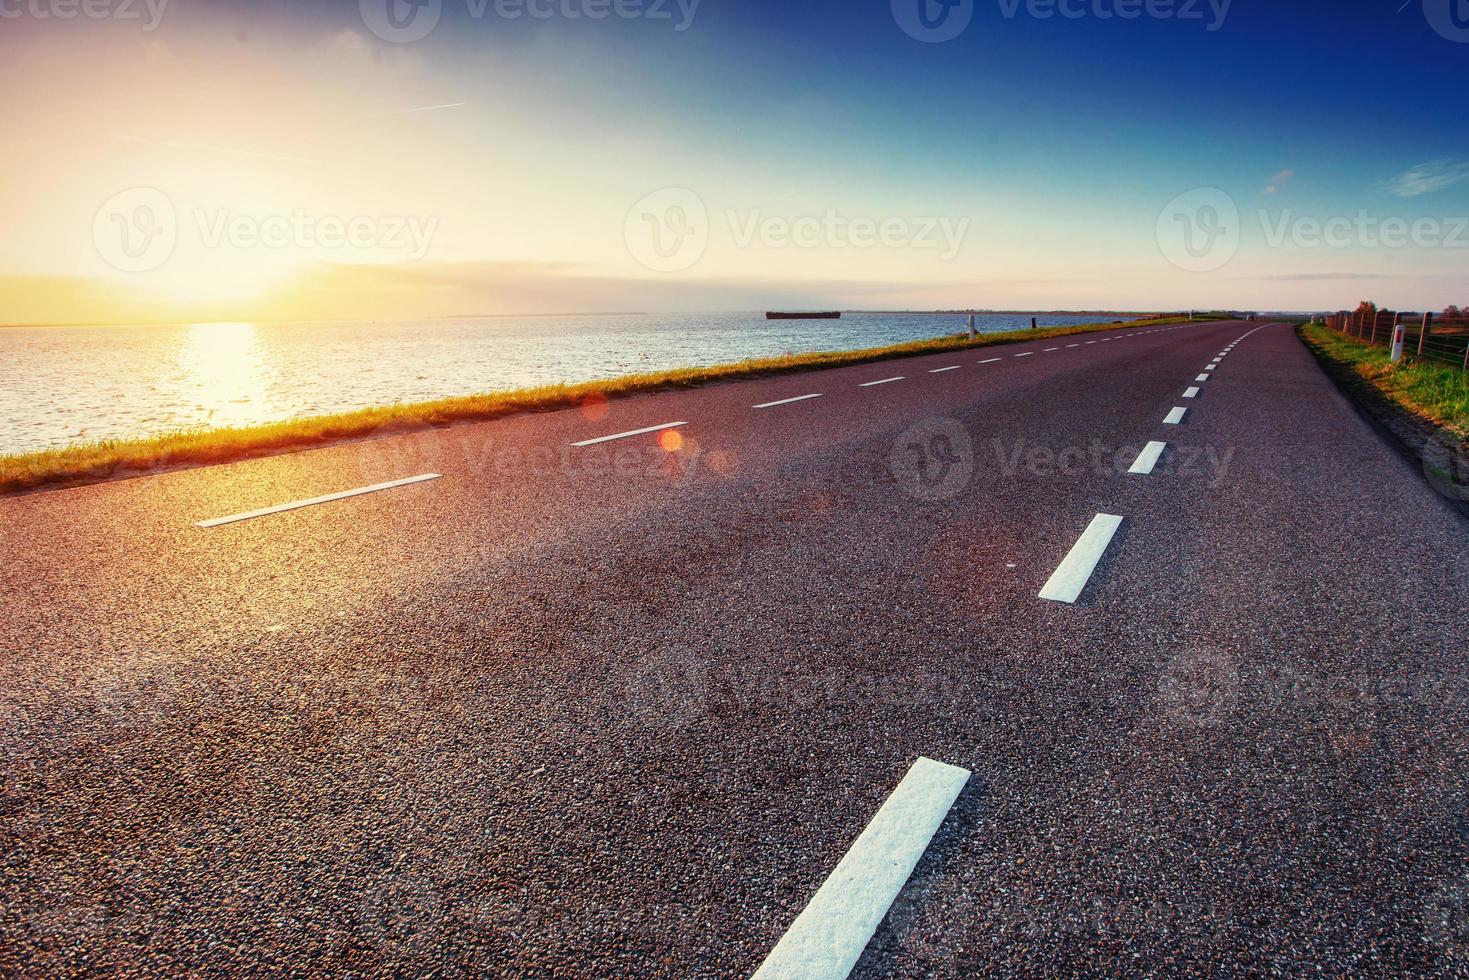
[2,315,1214,494]
[1298,322,1469,437]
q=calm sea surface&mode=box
[0,312,1129,454]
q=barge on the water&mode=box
[765,311,841,320]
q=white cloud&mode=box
[1263,169,1294,194]
[1387,160,1469,197]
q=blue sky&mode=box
[2,0,1467,321]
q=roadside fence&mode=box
[1320,310,1469,371]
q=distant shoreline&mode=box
[0,309,1179,330]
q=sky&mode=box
[1,0,1467,324]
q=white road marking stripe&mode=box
[860,377,905,387]
[1039,513,1124,604]
[1085,341,1097,345]
[1013,352,1034,358]
[928,366,961,374]
[1043,347,1060,352]
[1128,441,1167,475]
[1183,386,1200,398]
[1196,374,1210,382]
[196,474,442,529]
[755,393,824,409]
[572,421,687,447]
[1066,343,1081,348]
[1164,407,1188,424]
[751,758,970,980]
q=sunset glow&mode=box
[4,1,1467,326]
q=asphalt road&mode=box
[3,319,1468,976]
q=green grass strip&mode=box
[1299,322,1469,438]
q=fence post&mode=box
[1390,313,1406,362]
[1418,312,1433,360]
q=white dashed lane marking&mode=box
[1164,407,1188,425]
[1039,513,1125,604]
[1183,386,1200,398]
[755,394,824,409]
[928,366,961,374]
[572,421,688,447]
[752,758,971,980]
[1128,442,1168,475]
[860,377,905,388]
[979,357,1003,364]
[196,474,443,529]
